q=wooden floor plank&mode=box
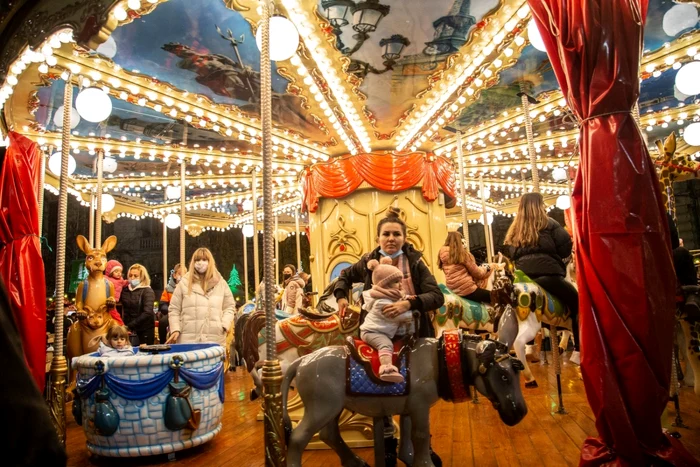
[64,357,700,466]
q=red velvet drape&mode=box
[302,153,455,213]
[0,132,47,389]
[528,2,697,465]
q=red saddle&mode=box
[346,337,412,384]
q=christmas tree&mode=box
[227,264,242,295]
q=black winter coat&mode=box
[508,218,572,278]
[121,286,155,332]
[333,243,444,338]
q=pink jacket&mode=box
[106,275,129,302]
[438,246,492,297]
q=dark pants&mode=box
[462,288,491,304]
[158,315,169,344]
[134,327,155,346]
[532,275,580,351]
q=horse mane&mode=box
[242,311,267,373]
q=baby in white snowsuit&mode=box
[360,257,415,383]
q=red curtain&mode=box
[528,1,697,465]
[302,153,455,213]
[0,132,47,389]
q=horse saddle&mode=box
[513,271,568,322]
[345,336,412,396]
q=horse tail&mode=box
[242,311,267,373]
[282,357,302,444]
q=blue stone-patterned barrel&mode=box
[71,343,225,457]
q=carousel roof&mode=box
[1,0,699,232]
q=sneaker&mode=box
[569,350,581,365]
[379,364,404,383]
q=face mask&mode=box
[195,261,209,274]
[379,249,404,259]
[130,279,141,288]
[283,273,292,279]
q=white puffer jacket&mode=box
[168,271,235,345]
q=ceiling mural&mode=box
[109,0,334,146]
[316,0,501,136]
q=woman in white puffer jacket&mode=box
[166,248,235,346]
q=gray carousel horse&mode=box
[283,330,527,467]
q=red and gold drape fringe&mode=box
[301,153,455,213]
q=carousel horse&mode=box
[231,283,285,371]
[241,278,363,399]
[283,331,527,467]
[66,235,118,363]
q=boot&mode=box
[384,436,398,467]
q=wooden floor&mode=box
[66,353,700,466]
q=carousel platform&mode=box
[64,355,700,466]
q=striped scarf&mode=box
[387,253,415,297]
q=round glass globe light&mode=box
[96,36,117,59]
[53,105,80,129]
[102,157,117,173]
[663,4,699,37]
[165,213,181,229]
[242,224,255,238]
[480,187,491,200]
[48,151,76,176]
[256,16,300,62]
[556,195,571,210]
[480,213,494,225]
[165,185,181,200]
[242,199,253,211]
[676,61,700,96]
[527,19,547,52]
[684,122,700,146]
[552,167,568,181]
[101,193,116,213]
[75,87,112,123]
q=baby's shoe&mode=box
[379,364,404,383]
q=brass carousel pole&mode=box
[88,191,95,247]
[274,214,280,283]
[260,1,286,464]
[243,232,249,302]
[522,85,564,413]
[48,75,72,445]
[253,169,260,287]
[294,207,301,271]
[95,149,104,248]
[180,125,187,271]
[479,174,492,263]
[456,132,470,248]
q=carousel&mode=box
[1,0,700,466]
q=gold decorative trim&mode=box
[321,200,338,224]
[327,215,363,259]
[404,196,428,215]
[343,200,370,217]
[223,0,251,12]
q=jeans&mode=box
[532,275,580,351]
[462,287,491,304]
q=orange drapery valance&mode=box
[302,153,455,213]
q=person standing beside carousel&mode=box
[333,207,444,467]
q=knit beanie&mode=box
[367,257,403,288]
[105,260,123,277]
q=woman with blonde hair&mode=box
[505,193,580,364]
[121,264,156,345]
[438,231,495,303]
[166,248,235,345]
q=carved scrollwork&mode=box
[328,215,363,259]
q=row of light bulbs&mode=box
[396,4,532,152]
[282,0,372,154]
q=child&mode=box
[438,231,496,304]
[98,325,135,357]
[105,260,129,302]
[360,257,414,383]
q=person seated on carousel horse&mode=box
[281,264,306,314]
[157,264,184,344]
[668,213,698,287]
[361,257,415,383]
[334,206,444,467]
[505,193,581,365]
[438,231,497,304]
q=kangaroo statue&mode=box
[66,235,118,361]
